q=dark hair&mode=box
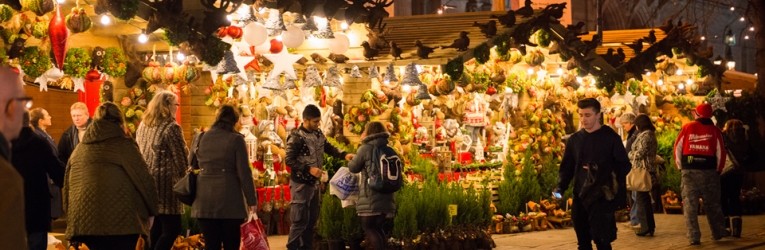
[30,107,45,128]
[723,119,746,139]
[633,114,655,132]
[577,98,601,114]
[364,121,387,135]
[22,110,30,128]
[94,102,130,136]
[302,104,321,120]
[213,105,240,132]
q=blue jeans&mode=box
[630,191,640,226]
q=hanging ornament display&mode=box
[525,49,544,67]
[142,60,163,84]
[177,61,200,83]
[65,8,92,33]
[262,72,284,90]
[383,63,398,82]
[101,47,127,77]
[20,46,51,78]
[415,84,431,100]
[316,21,334,39]
[37,67,63,91]
[350,65,362,78]
[303,66,323,88]
[323,66,343,88]
[368,64,380,78]
[244,22,268,46]
[328,33,350,54]
[282,25,304,48]
[283,76,297,89]
[399,62,423,86]
[215,50,240,75]
[0,5,13,22]
[63,48,91,79]
[265,9,286,37]
[204,75,232,108]
[32,16,49,39]
[269,39,284,54]
[255,40,271,54]
[706,91,730,112]
[49,5,69,72]
[162,62,178,84]
[263,52,302,80]
[21,0,54,16]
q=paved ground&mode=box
[265,214,765,249]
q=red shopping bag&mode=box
[240,212,271,250]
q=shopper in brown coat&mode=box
[190,105,257,250]
[65,102,158,250]
[136,91,189,250]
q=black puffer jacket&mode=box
[285,125,347,185]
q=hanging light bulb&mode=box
[177,52,185,62]
[340,22,349,30]
[678,83,685,90]
[740,17,745,22]
[750,27,755,32]
[138,31,148,43]
[745,35,750,40]
[730,6,735,11]
[701,36,706,40]
[675,68,683,76]
[556,65,563,75]
[646,71,651,76]
[657,79,664,86]
[527,68,534,75]
[100,14,111,25]
[686,78,693,85]
[437,8,443,14]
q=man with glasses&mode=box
[58,102,91,164]
[0,66,32,249]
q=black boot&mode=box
[724,217,731,237]
[732,217,742,238]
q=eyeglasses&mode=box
[5,97,33,112]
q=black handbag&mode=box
[174,132,204,206]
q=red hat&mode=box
[694,103,713,118]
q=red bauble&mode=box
[226,26,243,39]
[485,86,497,95]
[217,27,228,38]
[85,69,101,81]
[269,39,283,54]
[49,5,69,72]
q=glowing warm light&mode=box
[402,85,412,92]
[701,36,705,40]
[437,9,443,14]
[729,37,734,42]
[686,79,693,85]
[138,33,148,43]
[657,79,663,86]
[727,61,736,70]
[678,83,685,90]
[340,22,349,30]
[556,67,563,75]
[227,15,233,21]
[745,35,749,40]
[740,17,745,22]
[100,14,110,25]
[258,7,266,14]
[676,69,683,76]
[314,17,328,29]
[576,77,583,84]
[505,87,513,93]
[750,27,755,31]
[646,71,651,76]
[237,5,250,16]
[527,68,534,74]
[177,53,185,62]
[730,6,735,11]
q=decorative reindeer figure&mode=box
[365,21,393,50]
[345,0,372,24]
[366,0,393,30]
[201,0,244,34]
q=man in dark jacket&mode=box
[12,111,65,250]
[555,98,631,250]
[673,103,727,245]
[285,104,354,250]
[58,102,91,164]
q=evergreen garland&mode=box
[445,57,464,81]
[64,47,91,78]
[20,46,51,78]
[494,32,512,60]
[535,29,551,48]
[473,43,490,65]
[102,47,127,77]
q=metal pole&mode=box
[597,0,603,46]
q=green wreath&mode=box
[64,47,91,78]
[20,46,51,78]
[474,43,490,65]
[102,47,127,77]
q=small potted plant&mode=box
[318,192,344,250]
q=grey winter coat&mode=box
[347,132,396,215]
[136,119,189,215]
[190,127,257,219]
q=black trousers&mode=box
[198,218,243,250]
[72,234,141,250]
[287,181,320,250]
[721,174,744,217]
[635,191,655,230]
[151,214,181,250]
[572,198,616,250]
[361,215,387,250]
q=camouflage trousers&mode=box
[681,169,727,241]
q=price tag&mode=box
[448,204,458,216]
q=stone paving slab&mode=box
[265,214,765,249]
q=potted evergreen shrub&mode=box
[318,192,344,250]
[341,207,364,250]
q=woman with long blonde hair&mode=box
[136,91,189,250]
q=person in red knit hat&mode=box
[673,103,727,245]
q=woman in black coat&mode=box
[721,119,756,237]
[11,111,65,250]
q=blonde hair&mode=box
[95,102,129,137]
[29,107,46,128]
[71,102,89,116]
[142,91,178,127]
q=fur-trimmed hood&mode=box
[361,132,390,145]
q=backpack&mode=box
[367,145,403,194]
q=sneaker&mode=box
[690,240,701,245]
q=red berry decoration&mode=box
[226,26,243,39]
[269,39,283,54]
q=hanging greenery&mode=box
[31,16,48,39]
[535,29,551,48]
[0,4,13,22]
[201,36,231,66]
[102,47,127,77]
[494,32,512,60]
[163,27,189,47]
[474,43,490,65]
[445,57,464,81]
[107,0,139,21]
[20,46,51,78]
[21,0,54,16]
[64,48,92,78]
[671,95,697,119]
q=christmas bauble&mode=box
[243,22,268,46]
[282,25,304,48]
[226,26,243,39]
[328,33,350,54]
[269,39,283,54]
[255,40,271,54]
[85,69,101,81]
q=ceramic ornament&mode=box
[323,66,342,88]
[72,77,85,92]
[265,9,286,37]
[303,66,323,88]
[263,52,302,80]
[49,5,69,72]
[350,65,362,78]
[707,91,731,112]
[399,62,423,86]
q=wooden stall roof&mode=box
[722,71,758,90]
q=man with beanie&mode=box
[286,104,354,250]
[619,112,640,229]
[673,103,727,245]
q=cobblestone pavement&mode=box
[265,214,765,249]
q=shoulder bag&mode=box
[721,150,739,176]
[626,158,652,192]
[174,131,204,206]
